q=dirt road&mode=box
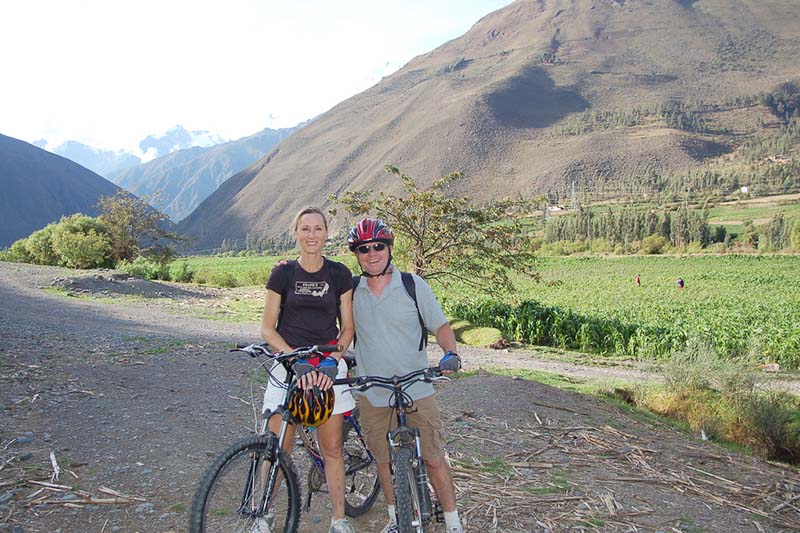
[1,263,799,532]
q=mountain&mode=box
[34,140,142,177]
[111,125,302,221]
[177,0,800,251]
[0,134,122,248]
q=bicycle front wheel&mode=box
[392,446,424,533]
[342,413,380,517]
[189,434,300,533]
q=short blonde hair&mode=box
[293,206,328,231]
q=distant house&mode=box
[547,205,566,212]
[740,186,749,194]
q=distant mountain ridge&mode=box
[0,134,122,248]
[178,0,800,251]
[110,125,303,221]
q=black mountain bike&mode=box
[189,344,379,533]
[335,366,450,533]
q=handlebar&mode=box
[332,366,448,392]
[232,343,343,360]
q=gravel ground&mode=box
[1,262,799,532]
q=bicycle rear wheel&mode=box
[189,434,300,533]
[392,446,424,533]
[342,413,380,517]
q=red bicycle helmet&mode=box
[347,218,395,251]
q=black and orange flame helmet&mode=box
[287,385,335,428]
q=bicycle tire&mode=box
[189,434,300,533]
[342,414,380,517]
[393,446,424,533]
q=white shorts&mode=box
[261,358,355,415]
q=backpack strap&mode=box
[351,272,426,351]
[401,272,427,351]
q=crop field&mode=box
[177,253,800,368]
[442,255,800,368]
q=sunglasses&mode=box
[356,243,387,254]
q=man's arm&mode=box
[434,322,457,355]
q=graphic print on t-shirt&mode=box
[295,281,329,298]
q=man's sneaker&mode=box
[251,510,274,533]
[381,520,398,533]
[329,518,355,533]
[250,517,271,533]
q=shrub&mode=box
[195,269,238,288]
[0,239,33,263]
[24,224,59,265]
[118,257,170,280]
[244,267,271,287]
[50,214,112,269]
[741,391,800,463]
[639,234,668,254]
[171,261,196,283]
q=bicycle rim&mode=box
[343,418,380,517]
[393,446,424,533]
[190,435,300,533]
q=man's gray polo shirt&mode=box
[352,270,448,407]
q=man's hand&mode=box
[438,351,461,374]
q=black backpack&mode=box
[352,272,427,351]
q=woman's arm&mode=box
[335,289,355,359]
[260,289,293,353]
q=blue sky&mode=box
[0,0,513,154]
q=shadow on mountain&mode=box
[486,67,588,129]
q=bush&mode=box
[0,239,33,263]
[244,267,271,287]
[639,234,668,254]
[170,261,196,283]
[194,269,238,288]
[741,391,800,463]
[118,257,170,281]
[50,214,112,269]
[24,224,59,265]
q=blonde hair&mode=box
[293,206,328,231]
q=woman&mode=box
[260,206,356,533]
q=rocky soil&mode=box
[1,263,799,532]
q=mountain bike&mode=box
[335,366,451,533]
[189,343,379,533]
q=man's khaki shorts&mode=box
[356,395,446,464]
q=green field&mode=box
[441,255,800,367]
[176,253,800,368]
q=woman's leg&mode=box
[317,413,346,519]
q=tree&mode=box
[96,192,183,263]
[331,165,539,291]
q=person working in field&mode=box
[259,206,357,533]
[347,218,464,533]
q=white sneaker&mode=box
[381,520,398,533]
[329,518,355,533]
[251,512,274,533]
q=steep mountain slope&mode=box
[179,0,800,250]
[0,134,122,247]
[112,126,301,221]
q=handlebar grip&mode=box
[317,344,343,353]
[235,343,248,349]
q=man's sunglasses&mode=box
[356,243,387,254]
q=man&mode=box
[347,218,463,533]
